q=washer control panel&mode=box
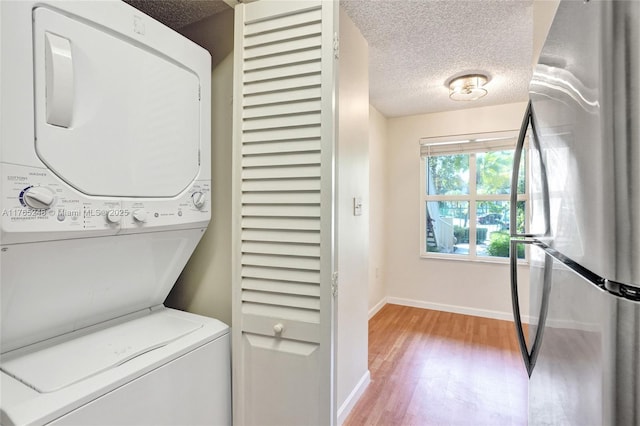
[2,164,210,242]
[119,180,210,234]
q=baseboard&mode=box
[368,297,387,319]
[386,297,531,324]
[337,370,371,426]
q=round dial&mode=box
[106,211,122,224]
[22,186,55,209]
[192,191,206,209]
[132,209,147,223]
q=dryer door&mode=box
[33,7,201,198]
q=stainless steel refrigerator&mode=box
[509,1,640,425]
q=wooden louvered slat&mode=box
[243,112,321,131]
[244,61,322,84]
[242,241,321,257]
[244,48,322,73]
[243,100,321,120]
[244,73,321,95]
[241,217,320,231]
[241,229,320,244]
[242,253,320,271]
[245,6,321,36]
[242,205,319,218]
[244,22,321,48]
[243,86,320,106]
[244,35,321,60]
[242,126,321,143]
[242,152,320,168]
[242,178,321,192]
[242,290,320,310]
[242,140,320,156]
[241,302,320,324]
[242,278,320,297]
[242,266,320,284]
[242,164,321,180]
[242,192,320,205]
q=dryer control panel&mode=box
[2,164,211,244]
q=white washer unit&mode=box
[0,1,230,425]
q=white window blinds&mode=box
[419,130,519,156]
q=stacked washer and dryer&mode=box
[0,1,231,425]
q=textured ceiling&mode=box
[341,0,534,117]
[124,0,533,118]
[123,0,230,30]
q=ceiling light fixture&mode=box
[448,74,489,101]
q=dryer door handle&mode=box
[45,32,74,128]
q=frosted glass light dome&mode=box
[449,74,488,101]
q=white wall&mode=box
[336,8,370,424]
[165,11,234,326]
[384,103,530,320]
[179,9,234,70]
[368,106,388,317]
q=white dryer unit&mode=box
[0,1,230,425]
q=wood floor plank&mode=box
[344,304,528,426]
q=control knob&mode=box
[192,191,206,209]
[132,209,147,223]
[106,210,122,224]
[23,186,55,209]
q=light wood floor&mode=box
[344,304,527,426]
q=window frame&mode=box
[419,130,529,263]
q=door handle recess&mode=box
[45,32,74,128]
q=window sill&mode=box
[420,253,529,266]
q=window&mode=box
[420,130,527,261]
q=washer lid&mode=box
[33,7,201,198]
[1,312,202,393]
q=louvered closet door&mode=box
[232,1,337,425]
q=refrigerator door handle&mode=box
[510,101,551,239]
[510,101,533,374]
[510,101,553,377]
[510,240,553,377]
[510,101,532,239]
[509,238,532,374]
[529,247,553,376]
